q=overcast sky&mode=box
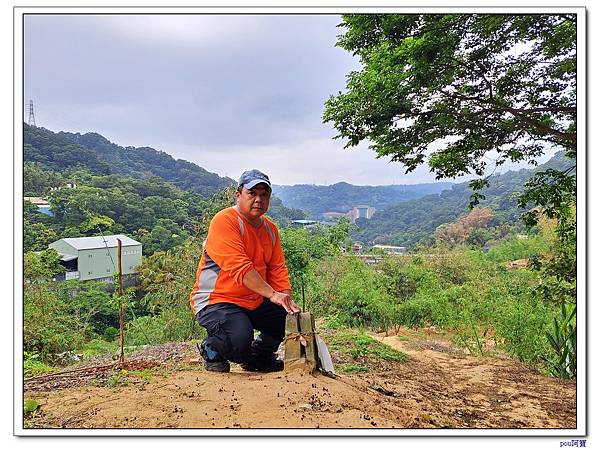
[24,14,554,186]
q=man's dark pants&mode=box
[195,299,287,363]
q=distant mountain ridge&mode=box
[272,181,454,217]
[24,124,572,248]
[24,124,454,217]
[352,151,573,248]
[24,124,234,197]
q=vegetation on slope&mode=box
[25,123,233,197]
[272,181,453,217]
[352,152,572,248]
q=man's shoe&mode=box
[241,354,284,372]
[204,360,231,372]
[197,342,230,373]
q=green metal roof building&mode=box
[49,234,142,282]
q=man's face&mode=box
[235,184,271,220]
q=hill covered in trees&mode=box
[24,124,233,197]
[23,124,305,254]
[352,152,572,248]
[272,181,453,217]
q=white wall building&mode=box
[49,234,142,282]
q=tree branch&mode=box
[473,107,576,115]
[439,90,576,147]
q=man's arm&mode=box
[264,221,297,309]
[243,269,300,314]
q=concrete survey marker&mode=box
[284,313,316,372]
[284,312,334,376]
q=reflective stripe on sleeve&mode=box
[237,216,245,237]
[264,221,276,246]
[191,249,221,314]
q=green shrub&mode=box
[23,352,54,378]
[125,315,169,346]
[305,255,353,316]
[374,257,417,301]
[103,326,119,341]
[138,238,208,344]
[401,263,440,291]
[56,280,119,338]
[395,297,438,328]
[494,298,554,364]
[485,235,547,263]
[323,314,345,330]
[422,250,476,286]
[24,283,88,362]
[124,310,203,346]
[451,325,490,356]
[333,262,394,329]
[80,338,119,358]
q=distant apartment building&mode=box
[49,234,142,282]
[349,205,375,223]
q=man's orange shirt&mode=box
[189,207,291,315]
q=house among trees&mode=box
[49,234,142,282]
[24,196,52,216]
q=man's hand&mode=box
[242,269,300,314]
[269,291,301,314]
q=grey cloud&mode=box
[25,14,356,149]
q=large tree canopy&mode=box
[323,14,576,192]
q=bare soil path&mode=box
[23,328,576,430]
[367,329,576,429]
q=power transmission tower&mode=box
[27,100,36,126]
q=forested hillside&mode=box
[23,125,306,254]
[272,181,453,217]
[24,125,111,176]
[23,123,572,254]
[25,124,233,197]
[353,152,572,248]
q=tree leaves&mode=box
[324,13,576,198]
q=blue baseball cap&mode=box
[238,169,272,191]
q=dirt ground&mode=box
[23,328,576,430]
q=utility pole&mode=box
[117,238,125,366]
[27,100,36,126]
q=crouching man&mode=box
[189,169,301,372]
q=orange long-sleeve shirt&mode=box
[189,207,291,315]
